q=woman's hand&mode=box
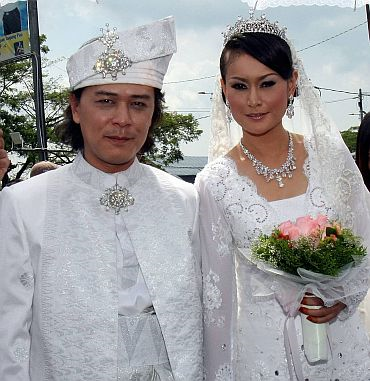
[299,293,346,324]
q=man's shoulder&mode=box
[2,164,70,199]
[142,163,196,191]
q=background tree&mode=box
[0,35,71,183]
[143,112,202,167]
[340,126,359,154]
[1,35,202,184]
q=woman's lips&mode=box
[246,113,266,120]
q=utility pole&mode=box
[28,0,47,160]
[366,4,370,42]
[358,88,364,123]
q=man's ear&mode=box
[69,94,80,124]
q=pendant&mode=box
[276,176,284,188]
[100,183,134,214]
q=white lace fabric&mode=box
[242,0,368,9]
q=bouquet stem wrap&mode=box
[300,294,328,363]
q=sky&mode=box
[2,0,370,157]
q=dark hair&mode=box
[355,112,370,191]
[4,178,23,187]
[56,87,165,154]
[220,32,294,98]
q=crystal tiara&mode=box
[222,10,287,45]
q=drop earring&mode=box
[286,95,294,119]
[226,100,232,123]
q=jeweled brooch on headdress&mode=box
[93,24,132,80]
[222,9,287,46]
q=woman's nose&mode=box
[247,88,262,107]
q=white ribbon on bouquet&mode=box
[238,247,368,381]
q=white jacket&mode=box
[0,154,203,381]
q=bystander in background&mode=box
[356,112,370,191]
[30,161,59,177]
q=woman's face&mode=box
[221,52,297,137]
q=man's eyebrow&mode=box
[93,91,152,99]
[130,94,153,100]
[94,90,118,97]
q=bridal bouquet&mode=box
[252,214,366,277]
[250,214,367,364]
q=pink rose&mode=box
[295,216,319,237]
[278,221,294,235]
[315,214,329,229]
[278,221,302,240]
[285,226,301,240]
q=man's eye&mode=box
[132,102,146,108]
[97,99,113,104]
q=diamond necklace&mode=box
[239,132,296,188]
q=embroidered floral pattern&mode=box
[13,346,29,362]
[204,269,224,327]
[19,272,34,289]
[215,363,232,381]
[211,217,230,258]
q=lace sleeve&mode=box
[195,173,234,381]
[0,188,33,380]
[337,257,370,319]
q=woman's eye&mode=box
[261,80,276,88]
[231,83,247,90]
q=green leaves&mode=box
[252,228,366,277]
[142,112,202,168]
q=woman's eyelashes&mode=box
[260,80,276,88]
[230,80,276,90]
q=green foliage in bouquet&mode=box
[252,225,366,277]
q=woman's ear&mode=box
[220,78,226,97]
[289,69,299,97]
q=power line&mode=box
[164,75,216,85]
[324,96,358,104]
[162,22,367,87]
[297,21,367,52]
[315,86,370,96]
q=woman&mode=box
[195,12,370,381]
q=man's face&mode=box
[70,83,155,173]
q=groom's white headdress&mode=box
[67,16,176,90]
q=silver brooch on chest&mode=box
[100,183,135,214]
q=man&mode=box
[29,160,59,177]
[0,128,10,182]
[0,17,202,380]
